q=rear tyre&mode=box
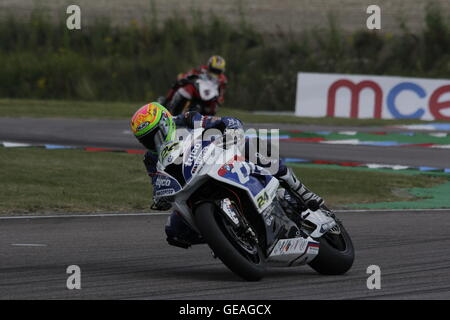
[195,202,266,281]
[308,222,354,275]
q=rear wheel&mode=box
[308,221,354,275]
[195,202,266,281]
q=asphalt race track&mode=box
[1,210,450,300]
[1,117,450,299]
[1,117,450,168]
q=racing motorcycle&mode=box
[153,128,355,281]
[158,73,220,116]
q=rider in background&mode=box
[164,55,228,108]
[130,102,323,249]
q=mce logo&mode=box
[327,79,450,120]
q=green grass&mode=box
[1,98,446,127]
[0,98,139,119]
[289,163,449,208]
[349,180,450,209]
[0,147,151,214]
[0,147,446,215]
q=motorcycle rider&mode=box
[164,55,227,115]
[130,102,323,248]
[166,73,220,116]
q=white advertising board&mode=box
[295,72,450,120]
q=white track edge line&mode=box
[0,212,170,219]
[1,208,449,219]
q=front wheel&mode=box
[194,202,266,281]
[308,221,355,275]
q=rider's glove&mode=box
[215,117,243,133]
[151,197,172,211]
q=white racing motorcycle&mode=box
[153,129,354,281]
[160,73,220,116]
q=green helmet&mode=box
[130,102,176,153]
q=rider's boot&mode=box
[277,167,324,211]
[165,211,204,249]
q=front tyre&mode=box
[195,202,266,281]
[308,221,355,275]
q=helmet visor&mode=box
[208,67,223,75]
[139,127,159,151]
[139,111,175,152]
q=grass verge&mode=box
[0,147,447,215]
[0,98,445,127]
[0,147,151,214]
[1,4,449,109]
[289,163,450,208]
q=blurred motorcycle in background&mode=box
[158,73,220,116]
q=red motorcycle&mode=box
[158,73,220,116]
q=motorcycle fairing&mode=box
[267,237,320,266]
[301,209,338,238]
[195,74,219,101]
[155,129,322,266]
[182,139,217,184]
[152,171,183,198]
[209,160,279,214]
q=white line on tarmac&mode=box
[0,208,449,220]
[0,212,170,220]
[11,243,48,247]
[334,208,450,213]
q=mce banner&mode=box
[295,72,450,121]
